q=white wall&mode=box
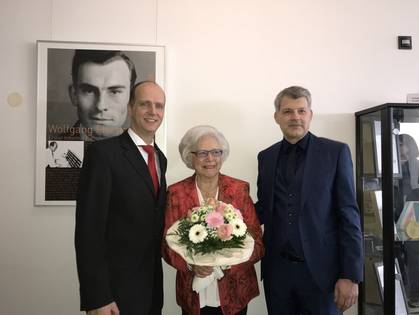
[1,0,419,314]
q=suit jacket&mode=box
[162,174,264,315]
[75,130,167,314]
[255,133,363,292]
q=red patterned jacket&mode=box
[162,174,264,315]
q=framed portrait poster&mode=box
[35,40,165,206]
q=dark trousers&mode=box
[182,305,247,315]
[263,255,341,315]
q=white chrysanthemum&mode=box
[224,205,235,214]
[224,212,235,222]
[200,205,211,214]
[189,224,208,243]
[231,219,247,237]
[191,213,200,223]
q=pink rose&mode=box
[217,224,233,240]
[215,203,226,214]
[205,211,224,228]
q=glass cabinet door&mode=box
[393,108,419,314]
[359,110,384,315]
[357,105,419,315]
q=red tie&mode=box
[141,145,159,195]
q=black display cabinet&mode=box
[356,104,419,315]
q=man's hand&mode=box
[191,265,214,278]
[334,278,358,312]
[87,302,119,315]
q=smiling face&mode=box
[69,58,130,140]
[128,82,165,144]
[274,96,313,144]
[192,135,223,180]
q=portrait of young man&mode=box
[66,50,136,141]
[45,47,157,143]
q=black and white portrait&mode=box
[35,41,165,205]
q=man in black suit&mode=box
[256,86,362,314]
[75,81,167,315]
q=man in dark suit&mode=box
[255,86,363,314]
[75,81,167,315]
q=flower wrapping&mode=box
[165,198,254,267]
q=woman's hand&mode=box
[190,265,214,278]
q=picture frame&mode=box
[35,40,165,206]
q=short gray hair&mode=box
[274,86,312,111]
[179,125,230,169]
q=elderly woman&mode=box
[162,125,263,315]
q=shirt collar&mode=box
[128,128,155,147]
[282,132,310,153]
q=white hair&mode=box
[178,125,230,169]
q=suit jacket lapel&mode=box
[301,133,322,210]
[120,131,156,196]
[155,143,167,201]
[155,144,166,178]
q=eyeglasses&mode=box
[191,149,223,159]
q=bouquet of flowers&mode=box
[165,198,254,267]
